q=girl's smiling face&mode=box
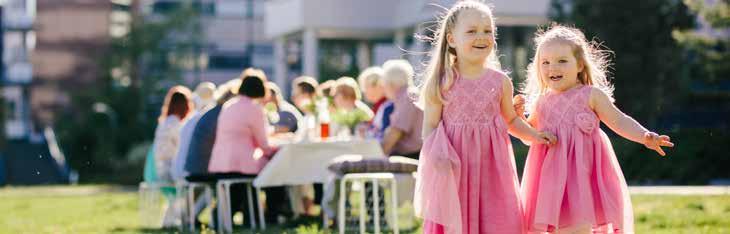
[447,9,495,64]
[538,40,584,92]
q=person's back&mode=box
[172,111,203,180]
[387,87,423,158]
[154,115,182,183]
[374,101,394,138]
[209,96,270,174]
[185,105,222,175]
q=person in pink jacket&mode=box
[209,69,277,174]
[208,68,291,225]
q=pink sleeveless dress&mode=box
[420,69,524,234]
[521,85,633,233]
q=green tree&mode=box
[551,0,695,126]
[549,0,730,185]
[0,93,4,149]
[56,3,204,184]
[673,0,729,85]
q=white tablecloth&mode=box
[253,139,385,188]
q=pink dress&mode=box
[418,69,524,234]
[521,85,633,233]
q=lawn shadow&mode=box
[109,227,181,234]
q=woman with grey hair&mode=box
[380,59,423,159]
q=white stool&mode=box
[175,181,213,232]
[338,173,399,234]
[138,182,175,228]
[215,178,266,233]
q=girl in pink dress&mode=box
[414,1,556,233]
[517,25,675,233]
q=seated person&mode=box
[182,79,238,228]
[357,66,394,140]
[380,59,423,159]
[172,82,217,181]
[154,86,193,184]
[330,77,374,135]
[208,68,291,224]
[185,79,239,182]
[192,81,217,111]
[317,79,337,112]
[264,82,303,134]
[291,76,319,114]
[152,85,193,227]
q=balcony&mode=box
[264,0,550,39]
[264,0,406,39]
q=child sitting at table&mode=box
[330,77,374,136]
[291,76,320,115]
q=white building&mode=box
[2,0,35,140]
[138,0,274,85]
[265,0,550,97]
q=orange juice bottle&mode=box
[317,99,330,140]
[320,122,329,139]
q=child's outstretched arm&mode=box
[500,78,556,145]
[589,87,674,156]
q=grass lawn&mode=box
[0,185,728,233]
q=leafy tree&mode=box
[549,0,730,185]
[673,0,729,85]
[55,4,203,184]
[550,0,695,126]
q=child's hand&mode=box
[538,131,558,146]
[643,132,674,156]
[529,131,557,145]
[513,95,526,120]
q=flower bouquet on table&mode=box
[331,108,371,136]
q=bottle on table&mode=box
[317,99,330,140]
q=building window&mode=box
[319,40,360,80]
[193,2,216,16]
[152,1,181,14]
[208,54,249,70]
[3,86,23,121]
[152,1,214,15]
[215,0,247,17]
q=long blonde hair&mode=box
[418,0,501,107]
[522,24,614,111]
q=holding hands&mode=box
[513,95,527,120]
[537,131,558,146]
[511,94,556,146]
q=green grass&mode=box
[0,185,728,233]
[0,185,144,234]
[632,195,730,234]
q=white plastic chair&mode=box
[138,182,176,228]
[338,173,399,234]
[175,180,214,232]
[215,178,266,233]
